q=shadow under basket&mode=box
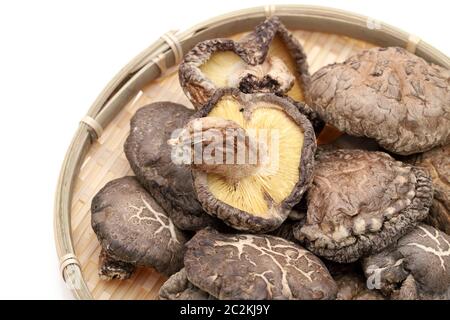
[54,5,450,300]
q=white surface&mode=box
[0,0,448,299]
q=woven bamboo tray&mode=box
[54,5,450,300]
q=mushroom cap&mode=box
[413,145,450,234]
[362,224,450,299]
[179,16,323,133]
[294,149,433,263]
[184,228,337,300]
[190,89,316,232]
[91,176,188,276]
[98,248,135,281]
[159,268,214,300]
[179,16,310,107]
[124,102,220,231]
[310,47,450,155]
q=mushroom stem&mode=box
[169,117,267,183]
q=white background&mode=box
[0,0,448,299]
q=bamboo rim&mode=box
[54,4,450,300]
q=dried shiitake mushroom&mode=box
[124,102,220,231]
[412,145,450,234]
[335,272,384,300]
[179,16,323,133]
[294,149,433,263]
[310,47,450,155]
[184,228,338,300]
[98,248,135,280]
[180,16,310,108]
[362,224,450,300]
[159,268,214,300]
[91,176,188,278]
[169,89,316,232]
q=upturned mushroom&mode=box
[362,224,450,300]
[169,89,316,232]
[179,16,323,133]
[294,149,433,263]
[183,228,338,300]
[91,176,188,279]
[309,47,450,155]
[124,102,220,231]
[159,268,214,300]
[411,144,450,234]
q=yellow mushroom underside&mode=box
[206,97,304,216]
[200,36,304,101]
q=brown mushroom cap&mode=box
[309,47,450,155]
[98,248,135,281]
[184,228,337,300]
[413,144,450,234]
[91,176,188,276]
[179,16,323,133]
[362,224,450,300]
[159,268,214,300]
[171,89,316,232]
[124,102,220,231]
[180,16,310,107]
[294,149,433,263]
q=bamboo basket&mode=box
[54,5,450,300]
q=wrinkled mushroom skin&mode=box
[294,150,433,263]
[310,47,450,155]
[187,89,316,233]
[362,224,450,299]
[335,273,384,300]
[159,268,214,300]
[124,102,220,231]
[413,145,450,234]
[91,177,188,276]
[184,229,337,300]
[98,248,135,281]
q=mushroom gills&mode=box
[206,96,304,217]
[200,36,304,100]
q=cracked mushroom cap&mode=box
[180,16,310,108]
[184,228,337,300]
[362,224,450,300]
[159,268,214,300]
[124,102,220,231]
[294,149,433,263]
[170,89,316,232]
[413,144,450,234]
[309,47,450,155]
[91,176,188,276]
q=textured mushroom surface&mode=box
[98,248,135,281]
[184,229,337,300]
[335,272,384,300]
[124,102,219,231]
[294,149,433,263]
[413,145,450,234]
[310,47,450,155]
[159,268,214,300]
[170,89,316,232]
[362,224,450,300]
[180,16,310,108]
[91,176,188,276]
